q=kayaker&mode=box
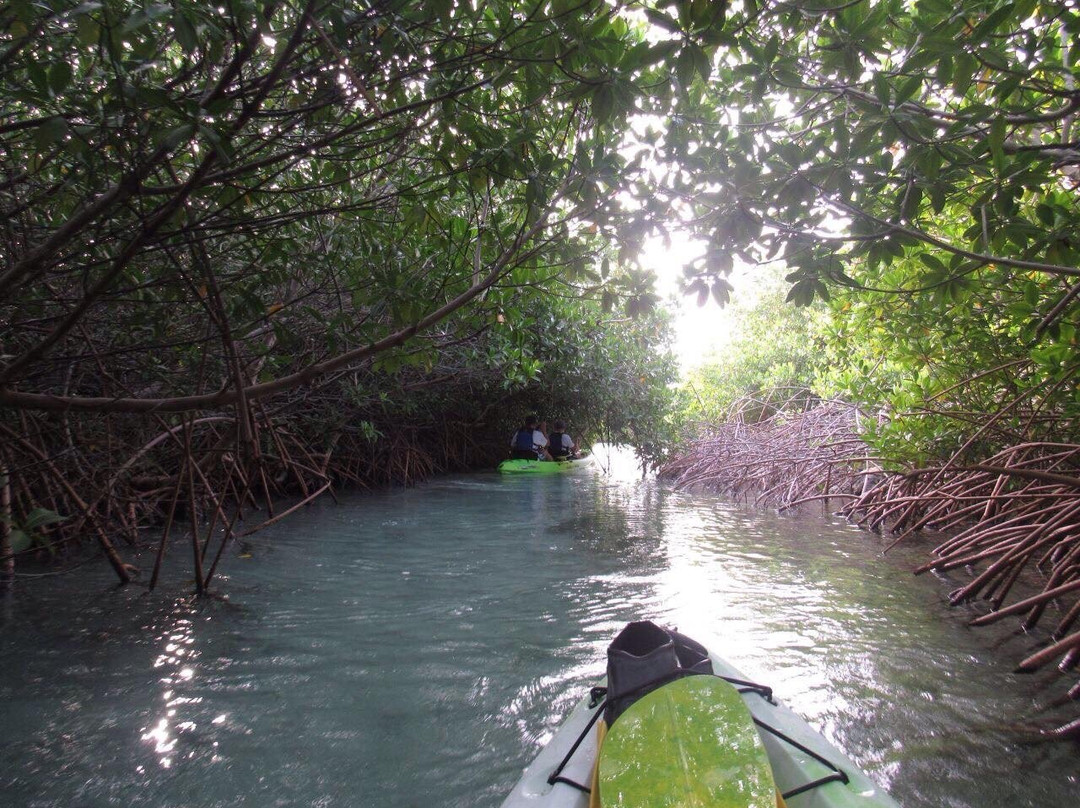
[547,419,578,460]
[509,415,551,460]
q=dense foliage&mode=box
[646,0,1080,466]
[0,0,686,582]
[816,261,1080,466]
[0,0,677,416]
[651,0,1080,735]
[675,276,829,426]
[3,0,1080,581]
[509,292,679,466]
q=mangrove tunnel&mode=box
[2,0,1080,789]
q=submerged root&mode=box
[0,403,507,592]
[663,401,1080,739]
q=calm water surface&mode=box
[1,449,1078,807]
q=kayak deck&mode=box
[599,675,777,808]
[498,650,899,808]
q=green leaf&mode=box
[592,83,614,123]
[895,74,921,103]
[786,280,817,307]
[952,53,976,96]
[872,72,890,105]
[49,61,73,94]
[637,40,680,70]
[690,43,711,81]
[899,184,922,222]
[676,46,697,87]
[28,63,49,96]
[159,122,195,150]
[935,55,953,85]
[77,13,100,46]
[200,123,236,164]
[34,116,68,149]
[122,4,172,35]
[696,284,709,307]
[525,175,542,209]
[711,278,733,306]
[22,508,66,531]
[643,7,683,34]
[917,253,948,273]
[971,4,1015,42]
[988,117,1006,173]
[428,0,453,19]
[174,13,199,54]
[8,529,31,555]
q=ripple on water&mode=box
[1,462,1079,808]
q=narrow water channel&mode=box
[1,449,1077,807]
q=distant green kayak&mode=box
[498,455,594,474]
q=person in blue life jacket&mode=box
[546,419,578,460]
[509,415,552,460]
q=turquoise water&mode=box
[1,449,1078,807]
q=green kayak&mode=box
[499,623,900,808]
[598,675,776,808]
[498,455,594,474]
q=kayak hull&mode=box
[498,648,899,808]
[498,456,594,474]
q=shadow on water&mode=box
[0,445,1078,807]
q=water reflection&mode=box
[0,456,1078,808]
[141,601,203,769]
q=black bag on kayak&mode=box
[604,620,713,725]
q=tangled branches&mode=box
[660,396,875,508]
[0,379,509,592]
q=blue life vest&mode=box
[513,428,537,452]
